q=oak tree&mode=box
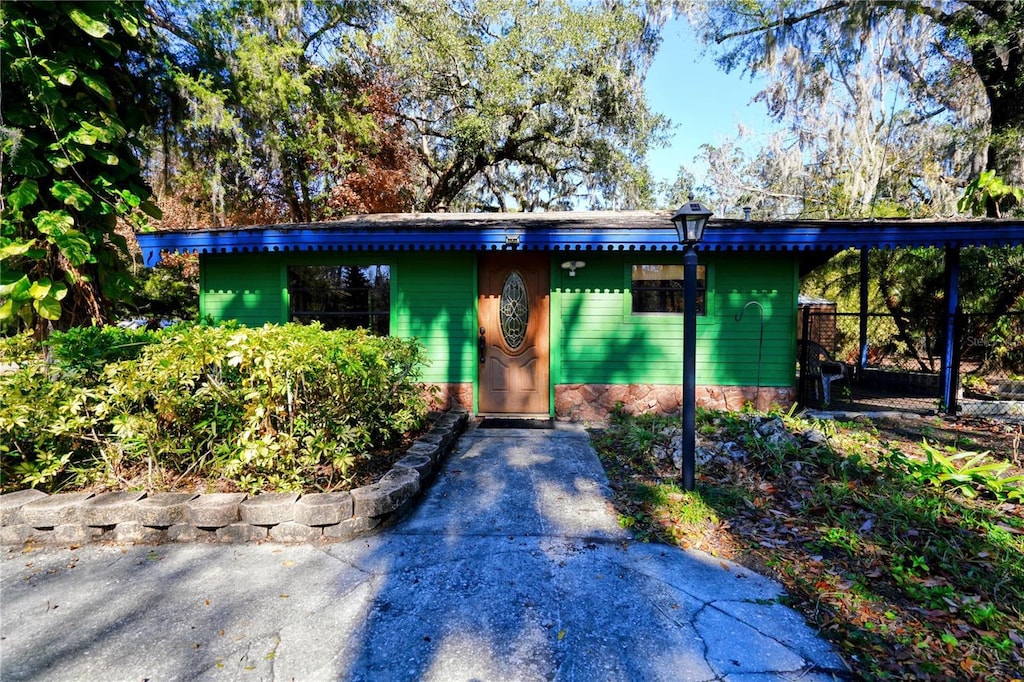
[683,0,1023,217]
[383,0,668,212]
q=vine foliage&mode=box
[1,2,160,334]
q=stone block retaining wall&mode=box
[0,411,467,547]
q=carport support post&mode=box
[859,248,869,369]
[940,246,961,415]
[682,246,698,491]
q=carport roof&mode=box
[136,211,1024,266]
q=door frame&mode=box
[476,252,552,416]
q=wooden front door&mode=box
[478,252,550,415]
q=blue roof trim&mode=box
[136,214,1024,266]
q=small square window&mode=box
[631,264,706,315]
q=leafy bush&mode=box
[0,332,38,366]
[893,440,1024,501]
[0,334,102,490]
[1,323,429,493]
[48,325,160,380]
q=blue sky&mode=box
[645,19,776,189]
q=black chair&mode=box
[799,340,850,406]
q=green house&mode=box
[137,211,1019,419]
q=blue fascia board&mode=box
[136,219,1024,267]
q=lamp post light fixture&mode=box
[670,196,713,491]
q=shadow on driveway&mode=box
[1,424,849,680]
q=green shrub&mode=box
[0,332,38,366]
[102,323,428,492]
[1,323,429,493]
[0,335,103,490]
[895,440,1024,501]
[48,325,160,380]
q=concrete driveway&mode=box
[1,423,849,681]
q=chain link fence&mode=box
[957,312,1024,416]
[798,309,1024,417]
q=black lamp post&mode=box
[670,196,713,491]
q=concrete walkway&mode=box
[1,423,849,681]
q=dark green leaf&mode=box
[86,148,119,165]
[34,295,63,320]
[0,240,35,260]
[51,280,68,301]
[115,188,142,209]
[11,155,49,178]
[140,200,164,219]
[80,72,113,101]
[81,120,114,143]
[118,15,140,37]
[103,120,127,140]
[94,38,122,58]
[18,300,33,326]
[52,229,94,265]
[56,68,78,86]
[47,104,70,132]
[46,142,85,170]
[39,59,77,86]
[33,210,75,236]
[0,273,31,299]
[69,126,99,146]
[110,232,129,254]
[28,277,52,300]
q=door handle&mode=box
[478,327,486,363]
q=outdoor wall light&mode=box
[560,260,586,277]
[504,227,522,246]
[671,195,712,492]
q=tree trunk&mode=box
[425,154,490,212]
[967,17,1024,216]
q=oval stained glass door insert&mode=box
[499,271,529,350]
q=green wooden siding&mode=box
[200,251,477,385]
[199,249,797,393]
[201,252,287,325]
[552,252,797,387]
[392,252,476,384]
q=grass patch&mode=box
[591,407,1024,680]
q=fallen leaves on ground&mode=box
[592,411,1024,680]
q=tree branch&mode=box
[714,2,851,43]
